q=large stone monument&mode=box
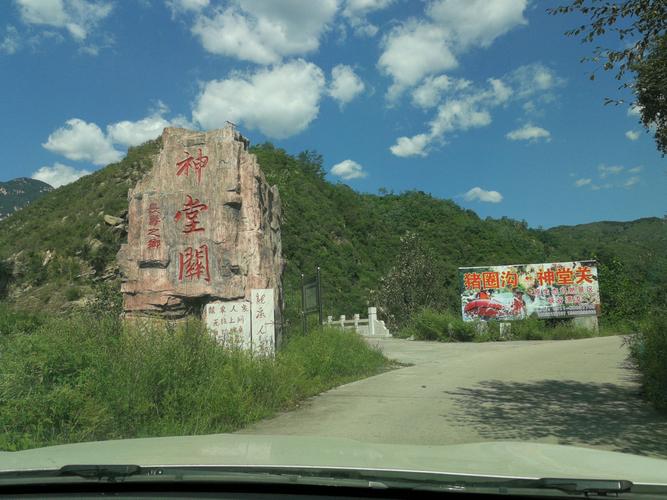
[117,125,283,348]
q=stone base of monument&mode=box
[203,288,277,356]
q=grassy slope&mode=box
[0,306,389,451]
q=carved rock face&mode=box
[117,126,283,319]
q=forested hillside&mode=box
[0,139,664,324]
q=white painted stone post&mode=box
[353,314,359,331]
[327,315,332,326]
[368,307,377,336]
[340,315,346,328]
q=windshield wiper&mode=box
[536,478,633,496]
[57,464,144,481]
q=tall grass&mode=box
[626,314,667,411]
[0,310,388,451]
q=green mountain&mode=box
[0,178,53,221]
[0,139,664,323]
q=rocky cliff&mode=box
[117,126,283,321]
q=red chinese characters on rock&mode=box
[176,148,209,184]
[178,244,211,283]
[146,202,161,249]
[174,195,208,234]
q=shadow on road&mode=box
[445,379,667,458]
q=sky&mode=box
[0,0,664,228]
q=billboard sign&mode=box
[459,260,600,321]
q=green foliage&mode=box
[635,34,667,155]
[0,178,53,220]
[370,232,448,330]
[626,313,667,410]
[0,140,664,327]
[399,309,602,342]
[549,0,667,154]
[399,309,477,342]
[0,308,388,451]
[0,304,43,337]
[0,139,160,289]
[64,287,81,302]
[0,260,11,299]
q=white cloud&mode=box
[378,21,458,100]
[597,164,624,178]
[43,118,122,165]
[411,75,470,109]
[378,0,527,100]
[389,134,430,157]
[107,102,191,147]
[426,0,527,49]
[16,0,113,41]
[328,64,364,106]
[576,164,643,190]
[390,78,512,157]
[43,104,192,166]
[166,0,209,15]
[1,25,20,54]
[330,159,367,180]
[508,63,565,99]
[506,124,551,142]
[191,0,338,64]
[625,130,640,141]
[464,186,503,203]
[342,0,394,37]
[192,59,325,139]
[31,162,91,188]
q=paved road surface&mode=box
[239,336,667,459]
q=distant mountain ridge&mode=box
[0,177,53,221]
[0,139,664,321]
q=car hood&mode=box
[1,434,666,484]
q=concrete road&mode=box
[239,336,667,459]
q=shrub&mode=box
[399,309,600,342]
[401,309,477,342]
[626,314,667,411]
[65,287,81,302]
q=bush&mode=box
[626,314,667,411]
[0,310,388,451]
[398,309,600,342]
[64,287,81,302]
[0,304,43,337]
[399,309,477,342]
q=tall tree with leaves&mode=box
[371,232,447,330]
[549,0,667,154]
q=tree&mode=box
[634,34,667,154]
[370,232,446,330]
[549,0,667,154]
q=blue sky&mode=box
[0,0,664,228]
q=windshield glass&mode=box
[1,0,666,492]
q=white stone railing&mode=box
[325,307,391,337]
